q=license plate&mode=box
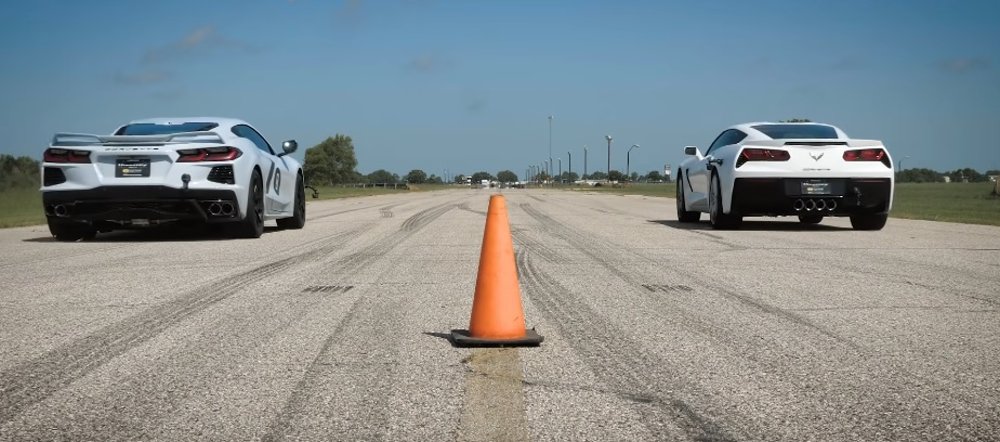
[116,158,150,178]
[801,181,831,195]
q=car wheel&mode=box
[675,174,701,223]
[798,214,824,225]
[231,170,265,238]
[709,172,742,230]
[850,213,888,231]
[48,220,97,242]
[277,173,306,230]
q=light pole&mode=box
[606,135,613,181]
[544,160,549,183]
[548,115,553,178]
[558,158,562,183]
[584,146,588,179]
[627,144,639,182]
[567,151,572,181]
[897,155,910,174]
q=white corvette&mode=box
[676,122,893,230]
[40,117,306,240]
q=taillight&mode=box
[177,147,242,162]
[736,148,790,167]
[43,148,91,163]
[843,148,891,168]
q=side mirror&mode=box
[280,140,298,156]
[684,146,698,156]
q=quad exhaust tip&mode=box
[794,198,838,212]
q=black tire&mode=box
[231,170,265,238]
[798,214,824,225]
[48,220,97,242]
[709,172,742,230]
[675,174,701,223]
[850,213,888,231]
[277,174,306,230]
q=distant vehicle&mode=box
[676,122,893,230]
[480,179,490,188]
[40,117,306,240]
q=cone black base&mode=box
[449,329,544,348]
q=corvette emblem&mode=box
[809,152,824,161]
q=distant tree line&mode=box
[897,168,1000,183]
[1,154,40,191]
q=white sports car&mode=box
[676,122,893,230]
[40,117,306,240]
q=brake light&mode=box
[843,148,891,168]
[736,148,790,167]
[44,148,91,163]
[177,147,242,162]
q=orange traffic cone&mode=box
[451,194,543,347]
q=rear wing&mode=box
[744,139,883,148]
[51,131,225,147]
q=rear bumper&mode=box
[730,177,891,216]
[42,186,241,223]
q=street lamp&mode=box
[548,115,553,178]
[567,151,572,181]
[544,160,549,183]
[584,145,588,179]
[627,144,639,182]
[606,135,613,181]
[558,158,562,183]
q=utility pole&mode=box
[606,135,613,181]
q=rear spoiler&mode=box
[744,139,883,148]
[51,131,225,147]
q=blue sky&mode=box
[2,0,998,179]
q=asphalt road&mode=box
[1,188,998,441]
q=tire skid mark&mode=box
[516,251,739,441]
[310,202,400,222]
[335,202,455,275]
[522,202,994,437]
[262,199,459,440]
[0,224,373,425]
[520,203,855,348]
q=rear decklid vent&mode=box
[783,141,849,146]
[208,165,235,184]
[43,167,67,186]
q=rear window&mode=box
[752,124,838,139]
[115,122,218,135]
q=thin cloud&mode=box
[405,54,452,73]
[335,0,364,25]
[829,56,866,71]
[939,57,991,74]
[142,26,258,64]
[113,69,172,85]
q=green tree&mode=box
[0,154,40,190]
[947,168,986,183]
[496,170,518,183]
[608,170,624,182]
[303,135,359,185]
[453,174,467,184]
[559,171,579,182]
[588,171,607,180]
[471,171,494,183]
[405,169,428,184]
[367,169,397,184]
[427,174,443,184]
[897,168,943,183]
[645,170,663,182]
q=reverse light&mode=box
[177,147,242,162]
[843,148,891,168]
[736,148,790,167]
[43,148,92,163]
